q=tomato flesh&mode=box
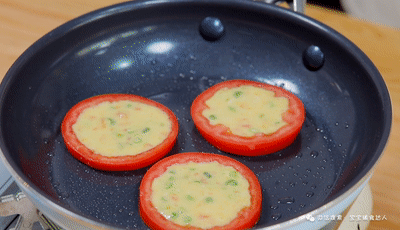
[191,79,305,156]
[61,94,179,171]
[139,152,262,230]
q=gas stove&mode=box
[0,160,372,230]
[0,181,62,230]
[0,160,61,230]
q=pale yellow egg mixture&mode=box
[202,85,289,137]
[151,161,251,229]
[72,100,172,156]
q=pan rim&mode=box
[0,148,380,229]
[0,0,392,229]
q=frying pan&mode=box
[0,0,392,229]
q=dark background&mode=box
[307,0,343,11]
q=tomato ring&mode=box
[139,152,262,230]
[191,79,305,156]
[61,94,179,171]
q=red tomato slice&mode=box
[61,94,179,171]
[139,152,262,230]
[191,79,305,156]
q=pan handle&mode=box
[255,0,306,13]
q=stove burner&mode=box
[0,214,21,230]
[0,181,63,230]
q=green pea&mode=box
[203,172,212,178]
[166,182,174,189]
[186,195,194,201]
[228,106,236,112]
[108,118,116,125]
[225,179,238,186]
[209,115,217,120]
[233,91,243,98]
[171,212,179,219]
[142,127,150,133]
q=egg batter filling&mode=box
[151,161,251,229]
[72,100,172,157]
[202,85,289,137]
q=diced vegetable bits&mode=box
[72,100,172,157]
[151,161,251,229]
[202,85,290,137]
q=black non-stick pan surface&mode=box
[0,0,391,229]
